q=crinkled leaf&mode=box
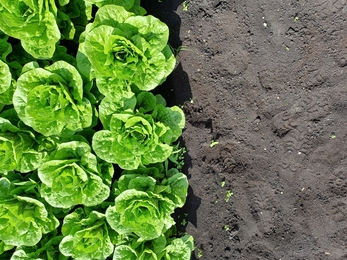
[113,245,137,260]
[137,92,157,113]
[0,60,11,94]
[161,173,189,208]
[125,15,169,54]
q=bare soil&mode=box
[143,0,347,259]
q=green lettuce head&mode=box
[0,116,48,173]
[13,61,93,137]
[78,5,176,91]
[117,167,189,209]
[159,235,195,260]
[0,177,59,247]
[92,111,173,170]
[113,230,194,260]
[106,189,176,241]
[59,208,114,260]
[0,0,60,59]
[93,92,185,170]
[106,168,189,241]
[38,140,113,209]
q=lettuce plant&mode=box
[38,140,113,209]
[117,166,189,209]
[59,208,114,259]
[93,111,172,170]
[93,92,185,170]
[106,189,176,241]
[96,77,137,127]
[159,235,195,260]
[0,0,61,59]
[78,5,176,91]
[105,168,189,240]
[13,61,93,137]
[112,229,194,260]
[0,116,48,173]
[0,177,59,247]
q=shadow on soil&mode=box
[143,0,193,106]
[143,1,199,259]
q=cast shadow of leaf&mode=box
[142,0,193,106]
[142,3,198,258]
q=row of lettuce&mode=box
[0,0,194,259]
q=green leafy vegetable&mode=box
[159,235,194,260]
[0,115,48,173]
[0,1,194,258]
[106,189,176,240]
[113,230,194,260]
[0,177,59,247]
[92,111,172,170]
[78,5,176,91]
[0,60,11,94]
[0,0,61,59]
[0,60,14,105]
[38,140,113,208]
[93,92,185,170]
[13,61,93,137]
[118,166,189,209]
[59,208,114,259]
[106,168,189,240]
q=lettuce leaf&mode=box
[0,60,11,96]
[0,60,14,105]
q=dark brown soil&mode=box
[144,0,347,259]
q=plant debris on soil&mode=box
[144,0,347,259]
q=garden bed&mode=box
[145,0,347,259]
